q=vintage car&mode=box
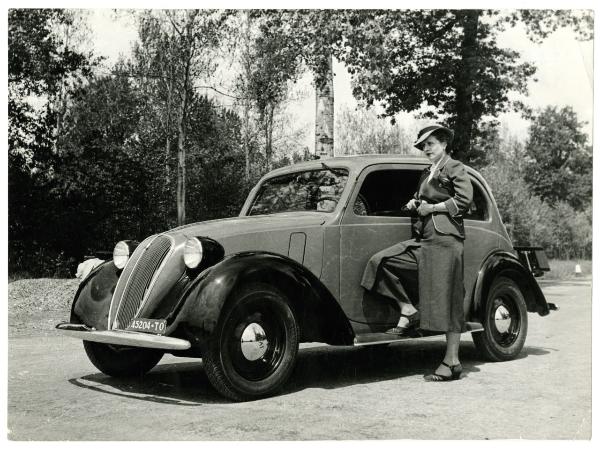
[57,155,556,401]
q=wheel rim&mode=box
[240,323,269,361]
[490,295,521,347]
[223,299,287,382]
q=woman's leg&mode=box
[437,332,461,372]
[425,332,462,380]
[376,254,419,326]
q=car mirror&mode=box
[317,199,337,212]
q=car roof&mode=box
[268,154,430,176]
[264,154,488,189]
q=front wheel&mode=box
[473,277,528,362]
[202,283,299,401]
[83,341,163,377]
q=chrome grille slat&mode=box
[114,236,172,329]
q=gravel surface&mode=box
[8,278,79,338]
[7,278,592,440]
[8,278,79,314]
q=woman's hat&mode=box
[414,125,454,150]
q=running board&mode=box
[353,321,484,346]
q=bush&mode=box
[480,160,591,259]
[9,241,77,279]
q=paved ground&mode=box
[7,280,591,440]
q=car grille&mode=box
[113,235,172,329]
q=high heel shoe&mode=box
[385,311,420,336]
[424,362,462,381]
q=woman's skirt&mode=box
[361,216,465,333]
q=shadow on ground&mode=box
[68,340,551,405]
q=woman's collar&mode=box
[431,154,450,171]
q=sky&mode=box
[87,9,594,150]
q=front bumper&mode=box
[56,322,191,351]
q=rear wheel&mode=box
[202,283,299,401]
[473,277,528,361]
[83,341,163,377]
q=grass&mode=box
[543,259,592,280]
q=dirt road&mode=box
[7,280,591,440]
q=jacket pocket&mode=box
[432,213,464,239]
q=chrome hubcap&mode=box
[240,323,269,361]
[494,305,512,334]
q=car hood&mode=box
[167,212,328,240]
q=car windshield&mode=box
[248,168,349,216]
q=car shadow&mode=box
[68,341,552,404]
[69,361,227,405]
[284,340,553,395]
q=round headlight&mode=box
[113,241,130,269]
[184,238,204,269]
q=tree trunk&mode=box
[243,101,250,180]
[315,54,334,159]
[176,87,187,226]
[453,10,479,163]
[164,75,173,190]
[264,103,274,171]
[176,19,195,227]
[242,12,252,181]
[53,22,71,156]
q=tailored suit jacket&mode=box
[414,155,473,240]
[360,155,473,291]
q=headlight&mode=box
[113,241,131,269]
[184,238,203,269]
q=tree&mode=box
[254,11,347,158]
[53,72,249,259]
[480,162,555,247]
[9,9,94,159]
[479,119,592,259]
[185,97,248,221]
[131,10,226,225]
[335,105,415,155]
[237,12,303,171]
[133,12,181,198]
[9,9,96,276]
[334,9,593,164]
[233,11,256,181]
[523,106,592,211]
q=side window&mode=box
[353,169,421,217]
[464,181,489,221]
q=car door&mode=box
[462,175,512,317]
[338,164,424,333]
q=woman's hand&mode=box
[405,199,419,211]
[417,201,435,217]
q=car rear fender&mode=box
[471,251,551,319]
[69,261,119,330]
[176,251,355,346]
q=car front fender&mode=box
[70,261,119,330]
[175,251,355,347]
[472,250,551,320]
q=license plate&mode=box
[126,318,167,335]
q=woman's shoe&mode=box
[385,311,420,336]
[424,362,462,381]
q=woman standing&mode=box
[360,124,473,381]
